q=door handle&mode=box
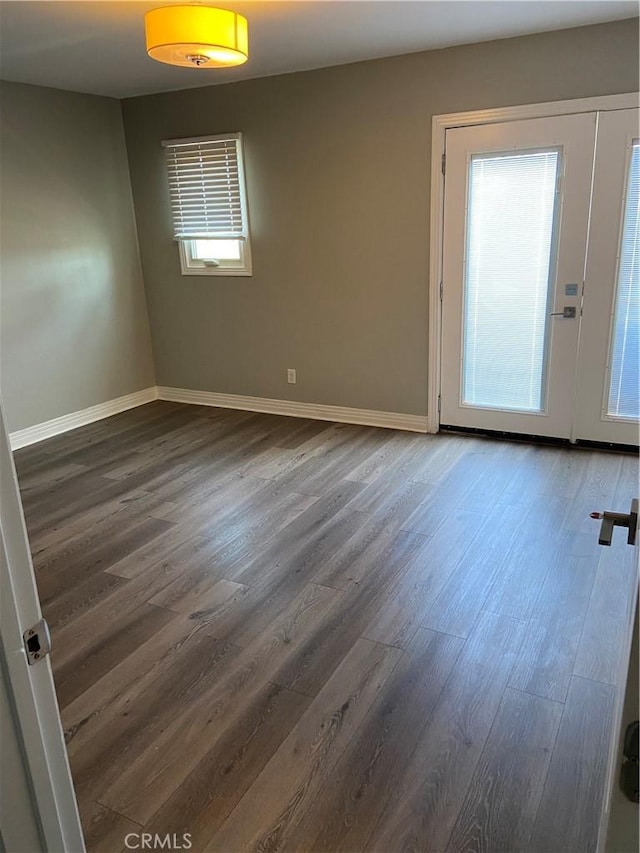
[550,307,577,318]
[590,498,638,546]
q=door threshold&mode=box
[439,424,639,455]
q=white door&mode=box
[0,401,85,852]
[575,108,639,446]
[440,109,639,445]
[1,655,44,853]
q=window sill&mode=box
[180,267,253,277]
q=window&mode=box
[462,149,560,412]
[606,140,639,419]
[163,132,252,276]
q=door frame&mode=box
[0,399,85,852]
[427,91,640,435]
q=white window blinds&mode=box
[162,133,247,240]
[462,150,560,412]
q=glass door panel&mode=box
[606,141,639,421]
[462,150,560,412]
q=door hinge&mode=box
[437,395,442,414]
[23,618,51,665]
[439,280,443,301]
[441,153,446,175]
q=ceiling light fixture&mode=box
[145,5,248,68]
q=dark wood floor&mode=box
[13,401,639,853]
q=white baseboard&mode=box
[9,387,158,450]
[157,386,429,433]
[9,385,429,450]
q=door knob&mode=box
[590,498,638,546]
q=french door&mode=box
[440,108,639,445]
[575,109,639,445]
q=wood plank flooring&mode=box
[13,401,639,853]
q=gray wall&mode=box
[0,82,155,433]
[122,19,638,417]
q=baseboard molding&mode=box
[9,384,429,450]
[9,387,158,450]
[157,386,429,433]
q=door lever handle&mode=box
[550,307,577,318]
[590,498,638,546]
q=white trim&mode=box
[157,386,428,433]
[9,387,158,450]
[428,91,639,434]
[9,384,429,449]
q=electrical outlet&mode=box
[287,368,297,384]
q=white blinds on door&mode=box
[462,150,560,412]
[607,142,639,420]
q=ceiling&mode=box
[0,1,636,99]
